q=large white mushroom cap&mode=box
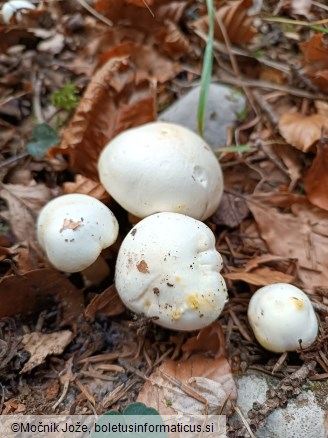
[248,283,318,353]
[98,122,224,221]
[37,194,119,273]
[115,212,228,331]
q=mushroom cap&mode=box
[247,283,318,353]
[98,122,223,221]
[115,212,228,331]
[37,194,118,273]
[2,0,35,24]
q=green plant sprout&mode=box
[51,82,79,111]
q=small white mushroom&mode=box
[98,122,224,221]
[115,212,228,331]
[37,194,118,273]
[247,283,318,353]
[1,0,35,24]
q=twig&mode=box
[233,406,256,438]
[142,0,154,17]
[0,153,29,170]
[77,0,113,27]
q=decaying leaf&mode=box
[60,56,156,179]
[0,183,52,268]
[137,356,237,416]
[85,284,126,320]
[20,330,73,373]
[0,269,84,323]
[224,266,294,286]
[0,26,36,54]
[304,140,328,211]
[181,322,226,359]
[63,175,110,203]
[212,192,249,228]
[300,33,328,92]
[192,0,256,46]
[247,194,328,292]
[0,183,52,239]
[279,113,328,152]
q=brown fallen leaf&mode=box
[60,56,156,180]
[192,0,256,46]
[224,266,294,286]
[300,33,328,93]
[279,113,328,152]
[304,139,328,211]
[0,26,37,54]
[137,356,237,416]
[0,268,84,324]
[181,322,226,359]
[247,194,328,292]
[85,284,126,320]
[212,192,249,228]
[20,330,73,373]
[0,182,52,242]
[244,254,297,272]
[63,175,110,202]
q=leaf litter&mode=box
[1,0,328,435]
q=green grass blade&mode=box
[197,0,215,137]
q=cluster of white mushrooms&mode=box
[37,121,318,351]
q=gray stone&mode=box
[159,84,246,149]
[234,372,328,438]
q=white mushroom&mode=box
[115,212,228,331]
[98,122,223,221]
[247,283,318,353]
[1,0,35,24]
[37,194,119,273]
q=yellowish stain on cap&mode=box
[290,296,305,310]
[187,293,200,310]
[172,310,183,320]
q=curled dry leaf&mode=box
[63,174,110,203]
[224,266,294,286]
[0,26,37,54]
[300,33,328,93]
[60,56,156,179]
[20,330,73,373]
[0,269,84,323]
[279,113,328,152]
[181,322,226,359]
[304,140,328,211]
[85,284,126,320]
[247,194,328,292]
[192,0,256,46]
[212,192,249,228]
[137,356,237,416]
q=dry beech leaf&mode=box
[247,194,328,292]
[85,284,126,320]
[192,0,256,46]
[63,174,110,203]
[20,330,73,373]
[300,33,328,92]
[279,113,328,152]
[181,322,225,359]
[0,269,84,323]
[137,356,237,416]
[224,267,294,286]
[304,140,328,211]
[244,254,296,272]
[60,56,156,179]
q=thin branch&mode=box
[76,0,113,27]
